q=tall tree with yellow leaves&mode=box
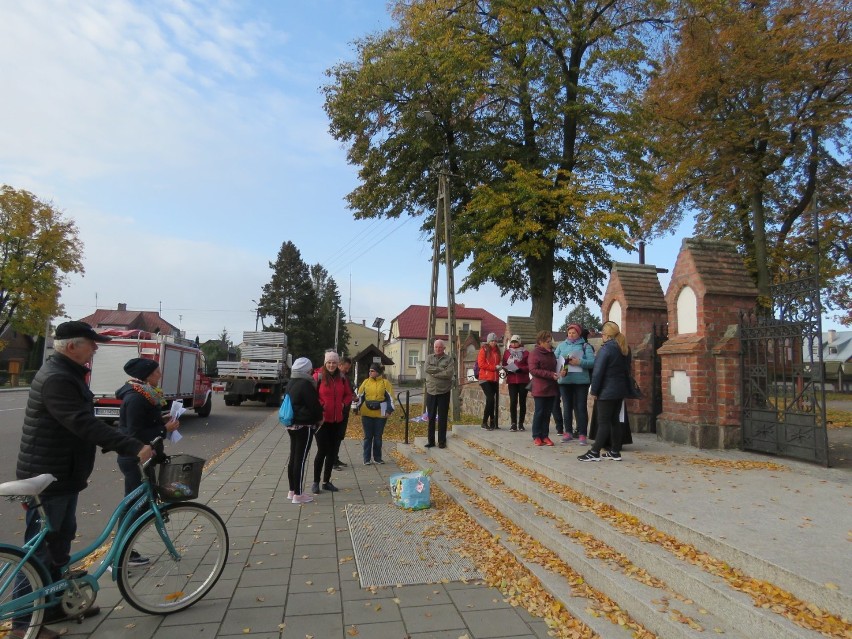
[643,0,851,320]
[0,185,84,348]
[324,0,671,330]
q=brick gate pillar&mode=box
[656,239,757,448]
[601,263,667,433]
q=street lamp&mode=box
[372,317,384,349]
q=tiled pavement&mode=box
[53,413,550,639]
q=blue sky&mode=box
[0,1,840,343]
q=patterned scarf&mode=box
[128,380,167,407]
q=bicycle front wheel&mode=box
[116,503,228,614]
[0,547,47,639]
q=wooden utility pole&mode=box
[426,167,460,420]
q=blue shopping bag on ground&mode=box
[389,470,431,510]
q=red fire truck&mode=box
[88,330,213,422]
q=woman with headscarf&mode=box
[286,357,324,503]
[477,332,502,430]
[311,351,353,494]
[116,357,180,566]
[578,321,631,462]
[356,362,394,465]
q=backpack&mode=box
[278,394,294,427]
[473,361,480,380]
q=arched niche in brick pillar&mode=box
[656,239,757,449]
[601,263,667,433]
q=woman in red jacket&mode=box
[477,332,502,430]
[311,351,353,493]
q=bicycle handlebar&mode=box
[141,436,164,470]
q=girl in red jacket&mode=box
[477,333,502,429]
[311,351,353,493]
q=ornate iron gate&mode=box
[740,273,829,465]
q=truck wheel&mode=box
[196,394,212,418]
[224,398,236,406]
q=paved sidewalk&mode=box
[55,413,551,639]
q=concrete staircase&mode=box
[397,425,849,639]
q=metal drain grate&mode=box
[346,503,483,588]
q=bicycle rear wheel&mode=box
[0,548,48,639]
[116,503,228,614]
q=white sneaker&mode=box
[292,493,314,504]
[287,490,295,499]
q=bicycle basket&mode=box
[156,454,205,502]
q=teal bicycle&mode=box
[0,442,229,639]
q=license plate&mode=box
[96,408,120,417]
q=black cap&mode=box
[124,357,159,380]
[369,362,383,373]
[54,321,111,342]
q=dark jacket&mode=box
[313,369,353,423]
[528,345,558,397]
[17,353,144,496]
[115,383,167,458]
[590,339,631,400]
[287,374,323,426]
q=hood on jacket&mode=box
[115,383,135,400]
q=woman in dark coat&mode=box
[286,357,324,504]
[116,357,180,565]
[578,321,631,462]
[528,330,559,446]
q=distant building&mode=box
[344,320,382,357]
[822,329,852,391]
[384,304,506,382]
[78,303,180,337]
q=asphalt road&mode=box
[0,390,273,546]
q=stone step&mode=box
[397,443,638,639]
[397,428,829,639]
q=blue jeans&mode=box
[559,383,590,436]
[532,396,556,440]
[362,416,387,463]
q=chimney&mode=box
[828,329,836,344]
[118,303,127,311]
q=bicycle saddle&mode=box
[0,474,57,496]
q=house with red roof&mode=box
[384,304,506,382]
[78,303,181,337]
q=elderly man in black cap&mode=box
[15,321,154,636]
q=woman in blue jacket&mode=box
[553,323,595,444]
[578,321,630,462]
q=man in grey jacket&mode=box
[16,321,153,636]
[424,339,455,448]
